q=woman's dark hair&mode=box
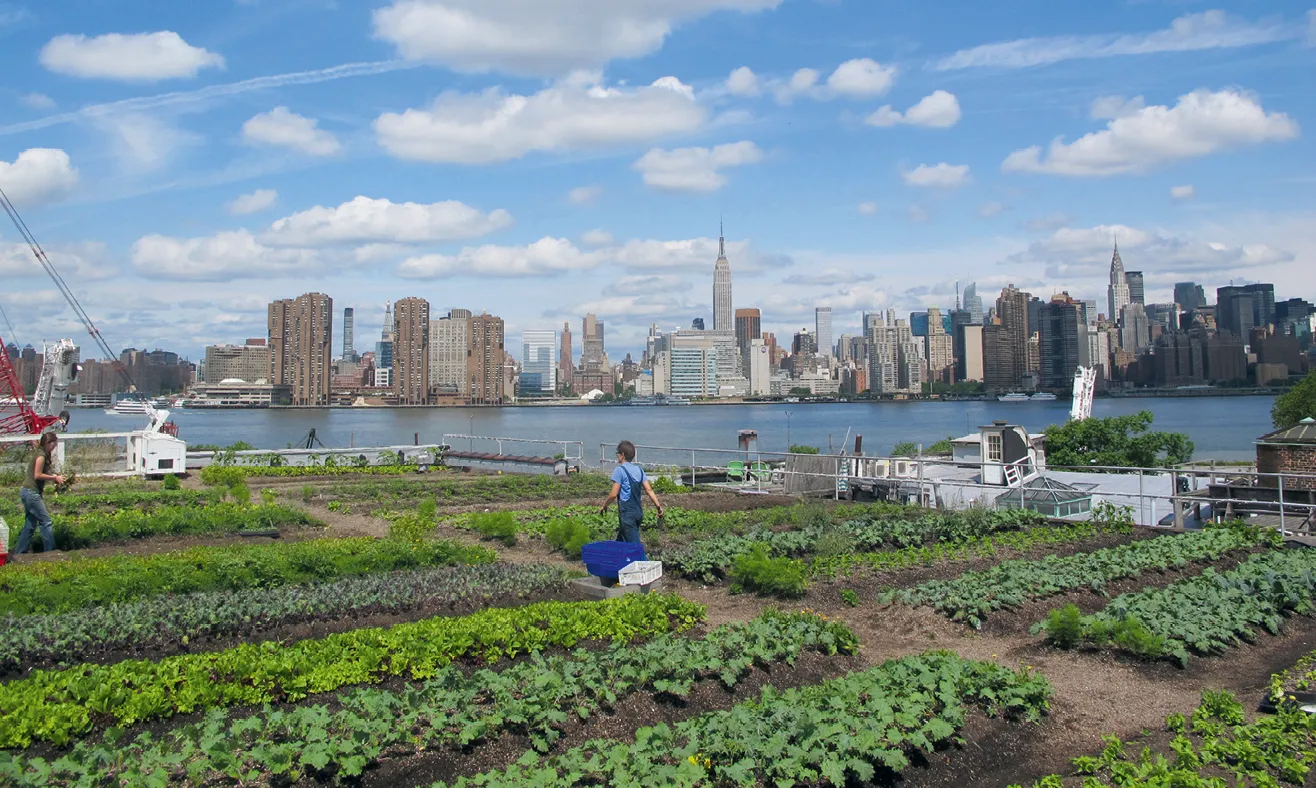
[616,440,636,462]
[39,432,58,450]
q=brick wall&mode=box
[1257,443,1316,489]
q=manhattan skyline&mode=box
[0,1,1312,362]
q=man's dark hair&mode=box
[616,440,636,461]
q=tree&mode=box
[788,387,812,397]
[1273,370,1316,428]
[1043,410,1193,470]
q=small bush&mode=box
[1111,615,1167,659]
[471,511,518,547]
[650,475,683,494]
[1042,604,1083,649]
[789,444,820,455]
[418,498,438,520]
[840,588,861,607]
[228,483,251,506]
[301,485,316,503]
[729,546,807,598]
[162,474,181,491]
[260,488,277,506]
[545,518,592,558]
[389,513,433,543]
[1091,501,1135,529]
[813,529,855,559]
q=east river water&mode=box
[68,396,1273,463]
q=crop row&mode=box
[1269,648,1316,701]
[0,610,848,785]
[664,506,1047,582]
[0,537,494,618]
[51,503,320,550]
[321,473,614,505]
[444,503,750,540]
[883,523,1271,628]
[0,594,704,748]
[45,488,219,515]
[1012,689,1315,787]
[808,520,1131,579]
[1037,547,1316,666]
[0,563,572,672]
[438,650,1052,787]
[201,464,425,485]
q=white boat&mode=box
[997,393,1030,402]
[105,399,150,415]
[1029,392,1057,401]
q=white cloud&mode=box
[397,236,600,278]
[242,107,341,156]
[0,240,117,281]
[581,229,614,246]
[726,66,760,96]
[632,140,763,192]
[782,268,875,286]
[21,93,55,110]
[1090,95,1146,120]
[606,274,690,295]
[979,201,1005,217]
[0,148,78,207]
[264,195,512,246]
[372,0,783,76]
[565,294,688,319]
[375,75,705,164]
[825,58,897,98]
[1002,89,1299,177]
[97,113,197,171]
[132,230,320,281]
[1024,212,1075,232]
[773,68,820,103]
[227,189,278,215]
[568,185,603,204]
[39,31,224,82]
[857,201,879,215]
[1171,185,1196,201]
[902,162,970,188]
[934,10,1297,70]
[866,90,961,128]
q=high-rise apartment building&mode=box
[1125,271,1145,305]
[815,307,833,358]
[342,307,357,361]
[956,324,984,382]
[468,313,505,404]
[712,223,733,333]
[393,297,430,405]
[520,329,557,396]
[429,308,471,395]
[924,307,954,384]
[866,310,917,394]
[268,293,333,406]
[558,322,573,394]
[995,285,1030,389]
[1174,282,1207,311]
[792,329,817,357]
[734,308,761,354]
[581,313,607,369]
[204,342,272,385]
[1037,293,1086,390]
[1217,283,1276,338]
[1119,303,1151,352]
[982,318,1015,391]
[1108,241,1131,325]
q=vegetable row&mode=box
[1037,546,1316,665]
[200,463,425,485]
[1270,647,1316,701]
[0,537,494,617]
[0,594,704,748]
[884,523,1269,628]
[51,503,319,550]
[45,488,218,516]
[1012,689,1315,787]
[0,610,848,786]
[439,651,1052,787]
[0,563,571,672]
[321,473,614,505]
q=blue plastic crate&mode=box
[581,541,646,579]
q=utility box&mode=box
[127,433,187,476]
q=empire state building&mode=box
[712,223,733,333]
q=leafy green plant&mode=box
[1042,604,1083,649]
[260,488,277,506]
[417,497,438,520]
[228,482,251,505]
[1090,501,1135,529]
[471,511,519,546]
[788,444,820,454]
[730,546,807,598]
[48,502,319,550]
[389,512,434,543]
[301,484,316,502]
[840,588,861,607]
[650,475,684,494]
[545,518,592,558]
[161,474,180,490]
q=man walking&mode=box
[599,440,663,544]
[15,431,63,556]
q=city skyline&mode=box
[0,1,1312,363]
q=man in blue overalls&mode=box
[599,440,664,544]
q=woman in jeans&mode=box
[599,440,663,544]
[15,432,64,556]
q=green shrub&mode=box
[1091,501,1136,529]
[729,546,807,598]
[812,529,855,559]
[1110,615,1168,659]
[546,518,592,558]
[650,475,683,494]
[161,474,180,491]
[260,489,276,506]
[301,485,315,503]
[788,444,820,455]
[471,511,518,546]
[840,588,860,607]
[417,498,438,520]
[228,483,251,505]
[389,513,433,543]
[199,465,246,488]
[1042,604,1083,649]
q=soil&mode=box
[5,528,325,562]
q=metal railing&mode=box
[445,435,585,464]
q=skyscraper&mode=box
[996,285,1030,389]
[1125,271,1145,306]
[963,282,984,324]
[558,322,573,394]
[581,313,606,369]
[393,297,430,405]
[268,292,333,406]
[924,307,954,383]
[375,301,394,382]
[1108,241,1131,325]
[342,307,356,361]
[734,308,761,353]
[429,309,471,395]
[1174,282,1207,310]
[712,222,733,333]
[1119,303,1150,352]
[468,313,505,405]
[814,307,833,358]
[520,329,557,396]
[1037,293,1085,390]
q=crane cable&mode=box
[0,184,137,391]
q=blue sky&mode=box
[0,0,1312,362]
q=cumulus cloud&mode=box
[132,230,320,281]
[242,107,341,156]
[39,31,224,81]
[0,240,117,281]
[605,274,690,295]
[0,148,78,207]
[372,0,782,76]
[773,59,896,103]
[226,189,278,215]
[375,75,705,164]
[263,196,512,246]
[902,162,970,188]
[1171,184,1196,201]
[581,229,614,246]
[397,236,600,278]
[857,201,878,215]
[726,66,760,96]
[1002,89,1298,176]
[562,294,689,319]
[632,141,763,192]
[782,268,875,286]
[866,90,961,128]
[568,185,603,204]
[934,10,1297,70]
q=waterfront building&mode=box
[342,307,357,362]
[983,318,1014,391]
[204,342,272,386]
[468,313,506,404]
[521,329,558,396]
[1107,241,1130,328]
[188,381,292,408]
[815,307,833,358]
[1081,328,1111,385]
[955,324,984,382]
[267,292,333,406]
[429,309,471,396]
[1125,271,1145,305]
[996,285,1030,389]
[924,307,955,384]
[735,308,761,356]
[393,297,430,405]
[1038,293,1086,390]
[712,223,733,333]
[747,338,771,395]
[867,311,916,394]
[1119,303,1151,352]
[669,345,718,398]
[1152,332,1206,387]
[1217,283,1276,339]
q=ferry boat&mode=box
[1029,392,1058,401]
[105,399,151,415]
[997,393,1030,402]
[627,394,691,406]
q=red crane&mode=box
[0,335,62,436]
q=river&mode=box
[69,396,1273,463]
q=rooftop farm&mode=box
[2,464,1314,787]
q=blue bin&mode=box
[581,541,646,579]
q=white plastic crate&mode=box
[618,560,663,586]
[0,515,8,554]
